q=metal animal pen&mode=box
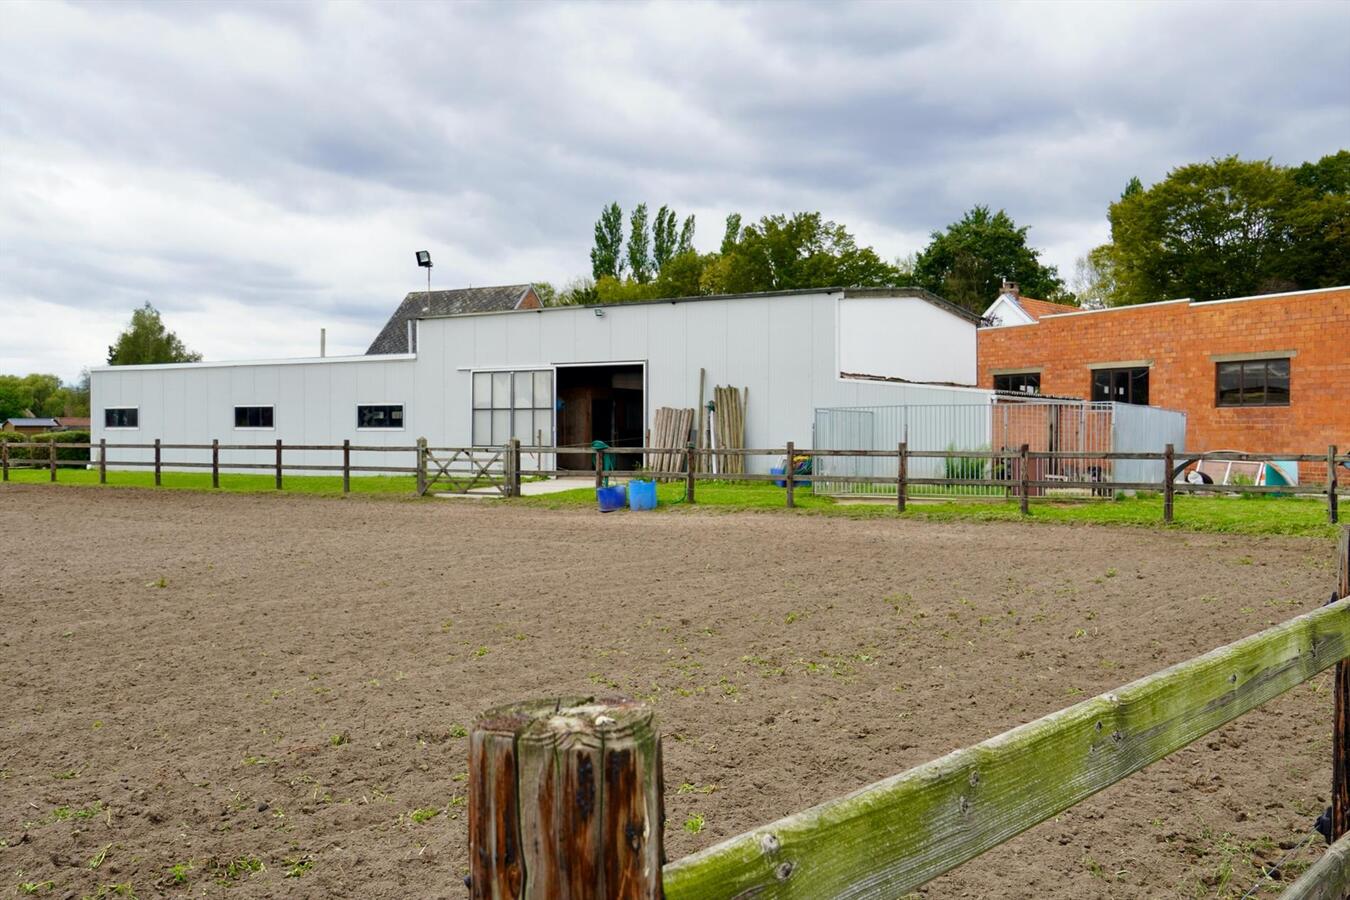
[812,397,1187,498]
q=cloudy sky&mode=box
[2,0,1346,381]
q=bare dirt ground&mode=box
[0,484,1340,899]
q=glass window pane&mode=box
[1266,359,1290,405]
[511,410,529,441]
[1129,368,1149,405]
[492,372,511,409]
[491,409,510,444]
[534,410,553,446]
[473,372,491,409]
[1091,371,1110,402]
[513,372,532,408]
[472,410,491,445]
[1217,363,1241,406]
[1241,361,1267,404]
[533,371,552,408]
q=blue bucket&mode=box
[771,467,812,489]
[596,484,627,513]
[628,480,657,511]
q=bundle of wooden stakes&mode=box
[712,385,747,475]
[648,407,696,477]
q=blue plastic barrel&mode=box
[596,484,627,513]
[628,480,657,511]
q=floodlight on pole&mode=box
[415,250,433,310]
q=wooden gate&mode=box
[420,446,509,497]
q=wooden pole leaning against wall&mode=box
[1164,443,1176,524]
[785,440,795,509]
[99,438,107,484]
[467,698,664,900]
[1334,526,1350,841]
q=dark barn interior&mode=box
[556,364,644,470]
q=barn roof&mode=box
[367,285,536,354]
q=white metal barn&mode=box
[89,287,991,474]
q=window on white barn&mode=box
[234,406,274,428]
[104,408,139,429]
[472,370,552,446]
[357,404,404,429]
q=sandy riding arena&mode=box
[0,484,1338,898]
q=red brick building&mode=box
[977,283,1350,480]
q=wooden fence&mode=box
[467,528,1350,898]
[2,439,1345,523]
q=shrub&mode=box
[943,444,988,481]
[25,430,91,462]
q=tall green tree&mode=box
[707,212,902,294]
[677,215,695,255]
[0,373,86,420]
[720,213,742,254]
[590,203,625,280]
[627,203,652,283]
[107,303,201,366]
[912,206,1064,312]
[652,205,677,270]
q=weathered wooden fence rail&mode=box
[3,440,1346,520]
[469,529,1350,898]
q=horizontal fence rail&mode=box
[1,440,1345,520]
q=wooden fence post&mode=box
[468,697,664,900]
[416,437,428,496]
[153,439,161,486]
[342,439,351,494]
[49,439,56,482]
[685,443,696,504]
[1330,445,1339,525]
[897,442,907,512]
[211,439,219,488]
[1334,526,1350,840]
[2,440,8,481]
[274,439,282,490]
[99,438,107,484]
[594,448,604,490]
[1019,444,1030,515]
[1164,443,1175,524]
[510,438,521,497]
[785,441,795,509]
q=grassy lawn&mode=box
[516,479,1342,538]
[1,466,417,496]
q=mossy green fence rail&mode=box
[466,529,1350,898]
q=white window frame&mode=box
[103,406,140,431]
[232,404,276,431]
[356,402,406,432]
[468,367,556,448]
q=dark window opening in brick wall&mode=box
[1216,359,1290,407]
[1091,367,1150,405]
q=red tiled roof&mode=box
[54,417,91,428]
[1015,296,1078,320]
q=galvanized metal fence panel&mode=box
[1111,403,1187,485]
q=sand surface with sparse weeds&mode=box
[0,484,1339,898]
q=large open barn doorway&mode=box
[556,363,645,471]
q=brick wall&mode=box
[977,287,1350,480]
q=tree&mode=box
[677,215,695,255]
[0,372,86,420]
[707,212,902,294]
[912,206,1064,312]
[720,213,742,254]
[1069,245,1116,309]
[1103,154,1350,304]
[590,203,625,280]
[627,203,652,284]
[652,205,677,270]
[532,281,558,307]
[107,303,202,365]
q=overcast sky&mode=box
[2,0,1346,381]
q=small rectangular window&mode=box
[104,408,139,429]
[1216,359,1291,407]
[993,372,1040,394]
[1091,367,1149,405]
[357,404,404,429]
[234,406,274,428]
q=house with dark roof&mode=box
[367,284,542,354]
[981,279,1079,328]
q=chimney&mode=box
[320,327,326,357]
[1001,278,1019,297]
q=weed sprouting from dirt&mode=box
[19,883,55,896]
[683,814,705,834]
[409,807,441,823]
[165,861,191,885]
[329,732,349,747]
[88,844,112,869]
[211,856,264,882]
[283,857,314,878]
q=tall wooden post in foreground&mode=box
[897,442,907,512]
[416,437,428,496]
[1018,444,1030,515]
[211,439,219,488]
[1329,445,1339,525]
[1163,443,1175,524]
[685,443,695,504]
[49,439,57,481]
[342,439,351,494]
[784,441,795,508]
[98,439,107,484]
[153,439,161,486]
[468,698,664,899]
[1333,526,1350,840]
[274,439,283,490]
